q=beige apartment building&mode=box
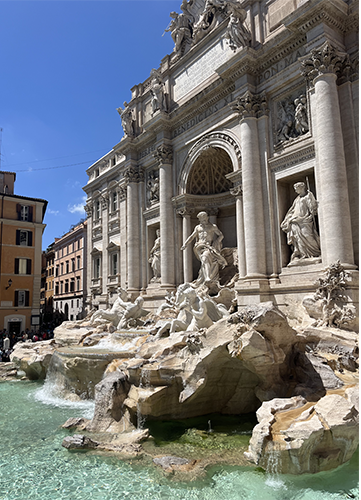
[53,221,87,321]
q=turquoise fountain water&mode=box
[0,380,358,500]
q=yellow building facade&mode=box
[0,171,47,334]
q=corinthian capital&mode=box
[123,166,144,184]
[232,91,269,120]
[301,42,347,83]
[154,144,173,166]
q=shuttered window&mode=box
[16,230,33,246]
[14,290,30,307]
[15,258,32,275]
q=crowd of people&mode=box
[0,327,55,362]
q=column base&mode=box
[144,285,172,313]
[235,277,271,306]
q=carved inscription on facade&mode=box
[173,94,233,138]
[257,47,306,84]
[173,39,233,101]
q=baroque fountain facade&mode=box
[9,0,359,478]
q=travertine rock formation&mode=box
[245,388,359,474]
[10,340,56,380]
[8,298,358,475]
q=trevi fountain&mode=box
[1,0,359,498]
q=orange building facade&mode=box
[53,221,87,321]
[0,171,47,334]
[40,242,55,325]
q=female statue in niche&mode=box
[149,229,161,281]
[281,182,321,265]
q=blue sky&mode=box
[0,0,179,249]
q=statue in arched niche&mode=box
[149,229,161,282]
[281,182,321,265]
[181,211,227,287]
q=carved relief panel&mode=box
[273,88,310,148]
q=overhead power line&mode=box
[13,161,93,173]
[5,149,106,167]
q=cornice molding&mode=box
[269,144,315,173]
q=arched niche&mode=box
[175,132,240,270]
[178,131,242,195]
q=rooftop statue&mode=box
[116,101,134,138]
[164,0,250,58]
[150,69,167,115]
[281,182,321,265]
[163,10,193,59]
[192,0,225,43]
[181,211,227,288]
[224,3,251,52]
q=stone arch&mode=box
[178,131,241,195]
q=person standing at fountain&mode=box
[281,181,321,264]
[3,335,10,351]
[181,211,227,286]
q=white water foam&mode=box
[32,381,95,419]
[86,336,140,352]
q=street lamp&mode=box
[6,279,12,290]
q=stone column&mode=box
[154,145,175,289]
[84,201,93,312]
[101,194,109,301]
[302,43,354,266]
[338,63,359,265]
[117,185,127,288]
[232,91,267,278]
[177,208,194,283]
[230,184,246,278]
[138,177,147,290]
[124,166,142,292]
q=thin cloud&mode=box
[48,209,60,216]
[68,196,87,214]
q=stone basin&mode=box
[46,331,150,400]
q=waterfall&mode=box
[33,352,95,418]
[137,365,151,430]
[264,446,287,490]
